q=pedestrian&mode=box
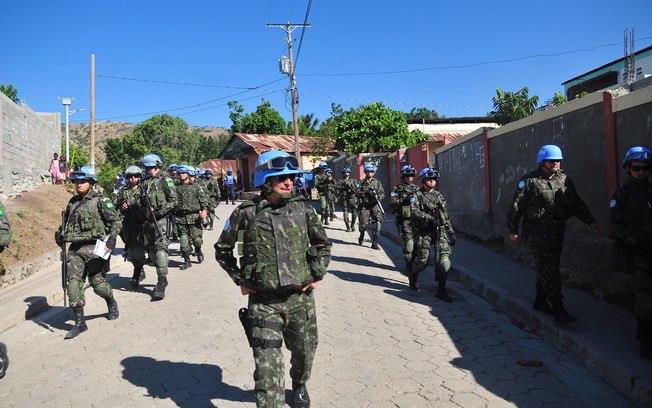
[203,168,221,230]
[115,165,147,289]
[507,144,600,323]
[314,162,331,225]
[225,169,237,205]
[55,165,121,339]
[215,150,331,408]
[140,153,178,301]
[337,166,359,232]
[389,164,419,274]
[175,165,209,270]
[409,167,456,300]
[49,153,63,184]
[357,162,385,249]
[610,146,652,359]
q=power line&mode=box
[177,88,286,117]
[294,0,313,69]
[96,74,285,90]
[301,36,652,77]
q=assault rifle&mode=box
[141,188,164,240]
[60,211,68,307]
[369,188,388,222]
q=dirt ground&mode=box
[1,184,72,271]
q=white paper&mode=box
[93,239,111,260]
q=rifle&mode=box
[141,187,164,240]
[60,211,68,307]
[370,188,388,222]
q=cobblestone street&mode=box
[0,204,629,407]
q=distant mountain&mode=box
[63,121,230,161]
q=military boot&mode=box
[552,301,577,323]
[358,231,365,245]
[408,271,419,291]
[106,298,119,320]
[533,291,554,315]
[196,247,204,264]
[130,266,145,289]
[640,322,652,359]
[371,231,380,250]
[293,384,310,408]
[179,255,192,270]
[435,276,453,303]
[344,220,350,232]
[151,276,168,301]
[64,307,88,339]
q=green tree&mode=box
[296,113,320,136]
[489,87,539,125]
[60,139,90,168]
[228,99,289,134]
[0,84,19,104]
[551,91,566,107]
[404,107,440,122]
[331,102,429,153]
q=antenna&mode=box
[623,28,636,85]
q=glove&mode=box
[448,233,456,246]
[105,235,117,251]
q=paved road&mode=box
[0,203,629,407]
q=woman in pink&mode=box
[49,153,63,184]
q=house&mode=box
[562,45,652,99]
[218,133,336,191]
[197,158,238,177]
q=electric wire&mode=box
[294,0,313,70]
[96,74,285,90]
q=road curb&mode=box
[379,227,652,407]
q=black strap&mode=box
[251,337,283,348]
[249,317,284,331]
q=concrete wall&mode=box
[614,87,652,183]
[0,93,61,195]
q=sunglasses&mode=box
[127,174,141,179]
[276,174,296,182]
[630,165,650,172]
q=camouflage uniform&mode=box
[315,173,335,224]
[610,179,652,356]
[142,172,177,297]
[59,191,122,307]
[507,168,596,313]
[357,177,385,247]
[337,177,359,231]
[205,177,221,229]
[0,201,12,277]
[175,181,209,265]
[410,188,454,285]
[390,181,419,270]
[115,185,146,282]
[215,194,331,408]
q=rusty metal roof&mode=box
[429,132,465,143]
[198,158,238,174]
[219,133,335,159]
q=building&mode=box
[562,45,652,99]
[218,133,336,191]
[197,158,238,177]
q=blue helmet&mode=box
[318,161,328,169]
[227,169,233,175]
[168,163,178,171]
[70,165,97,182]
[204,168,214,176]
[342,166,352,174]
[401,164,416,176]
[253,150,301,188]
[140,153,162,168]
[363,162,376,173]
[325,168,332,174]
[621,146,652,169]
[177,164,193,175]
[419,167,439,181]
[116,174,127,187]
[536,145,563,165]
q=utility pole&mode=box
[267,22,310,168]
[90,53,96,169]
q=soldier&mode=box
[357,162,385,249]
[337,166,359,232]
[507,145,599,323]
[215,150,331,408]
[409,167,456,300]
[55,166,121,339]
[225,169,237,205]
[325,168,337,222]
[165,164,179,241]
[168,163,178,179]
[610,146,652,359]
[389,164,419,274]
[202,168,221,230]
[175,165,209,270]
[314,162,331,225]
[115,165,147,289]
[140,153,178,301]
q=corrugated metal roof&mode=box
[429,132,465,143]
[198,159,238,174]
[235,133,334,153]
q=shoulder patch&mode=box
[104,201,114,209]
[166,179,175,187]
[609,199,617,208]
[518,180,526,189]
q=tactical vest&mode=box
[64,194,107,243]
[239,199,312,290]
[523,172,570,223]
[177,183,202,214]
[360,178,382,207]
[390,183,418,218]
[144,175,171,210]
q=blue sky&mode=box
[2,0,651,128]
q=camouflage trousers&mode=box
[411,231,452,279]
[144,218,169,277]
[342,198,357,229]
[395,219,415,267]
[358,204,382,234]
[318,195,334,220]
[529,242,564,305]
[66,242,114,308]
[248,292,318,408]
[178,220,203,257]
